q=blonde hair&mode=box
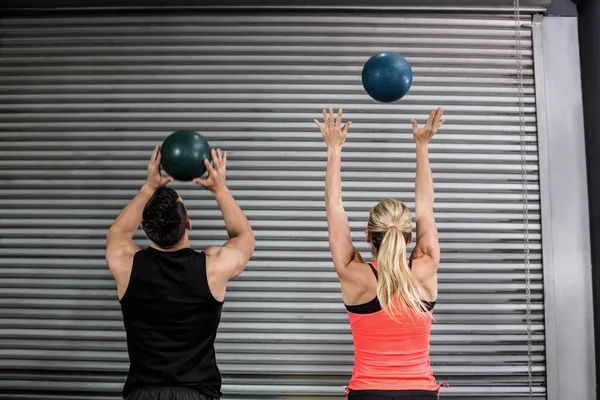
[368,198,429,319]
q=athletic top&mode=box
[119,247,223,399]
[345,260,439,393]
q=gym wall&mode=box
[0,10,544,400]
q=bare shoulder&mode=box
[204,246,246,302]
[204,246,221,257]
[204,246,222,276]
[339,259,379,306]
[205,246,241,272]
[105,243,140,300]
[105,243,139,273]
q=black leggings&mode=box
[348,389,439,400]
[125,387,219,400]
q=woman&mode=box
[314,107,446,400]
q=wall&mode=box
[577,0,600,398]
[0,11,547,399]
[0,0,552,11]
[533,15,595,400]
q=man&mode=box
[105,146,255,400]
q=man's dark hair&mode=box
[142,187,188,248]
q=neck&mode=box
[151,237,190,252]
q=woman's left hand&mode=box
[314,108,351,149]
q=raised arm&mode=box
[105,146,173,296]
[410,108,444,275]
[314,108,363,279]
[194,149,255,280]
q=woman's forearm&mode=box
[414,143,434,220]
[325,147,343,209]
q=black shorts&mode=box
[348,389,439,400]
[125,387,219,400]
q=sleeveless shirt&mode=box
[119,247,223,399]
[345,261,439,392]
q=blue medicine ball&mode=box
[362,52,413,103]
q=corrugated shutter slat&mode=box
[0,11,545,399]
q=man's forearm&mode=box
[415,143,434,218]
[212,187,252,239]
[109,184,155,238]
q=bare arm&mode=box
[105,146,173,295]
[315,109,363,279]
[412,143,440,263]
[106,184,152,260]
[326,147,363,269]
[207,187,255,278]
[195,149,255,280]
[410,108,444,274]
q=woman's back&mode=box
[316,107,446,399]
[346,263,437,392]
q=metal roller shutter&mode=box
[0,11,544,400]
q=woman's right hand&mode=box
[411,107,445,145]
[314,108,351,149]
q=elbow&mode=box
[248,232,256,255]
[105,228,115,246]
[236,235,256,276]
[244,224,256,245]
[244,229,256,258]
[106,227,130,246]
[431,253,441,268]
[246,233,257,270]
[107,224,127,237]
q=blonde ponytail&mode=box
[368,199,429,319]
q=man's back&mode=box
[120,248,223,399]
[106,148,255,400]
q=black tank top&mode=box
[119,247,223,399]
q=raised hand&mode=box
[146,145,174,190]
[411,107,445,145]
[193,148,227,194]
[314,108,351,149]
